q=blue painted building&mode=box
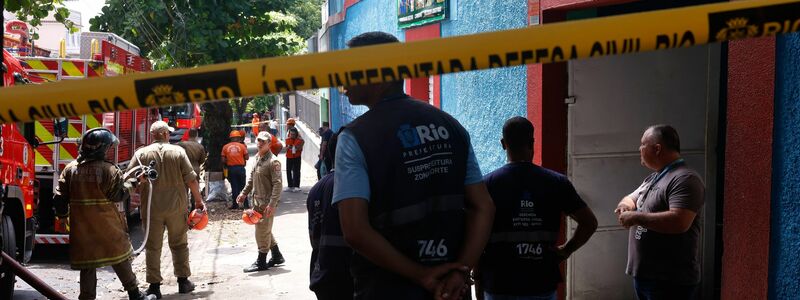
[770,32,800,299]
[324,0,528,174]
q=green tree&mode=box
[286,0,323,40]
[90,0,304,172]
[3,0,78,38]
[247,95,277,114]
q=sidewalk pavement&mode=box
[124,146,319,299]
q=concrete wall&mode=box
[439,0,528,174]
[770,32,800,299]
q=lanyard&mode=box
[637,158,685,211]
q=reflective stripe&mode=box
[71,198,111,206]
[373,195,464,228]
[35,234,70,244]
[489,231,558,243]
[319,235,349,248]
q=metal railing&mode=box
[293,91,321,134]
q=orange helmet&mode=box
[286,118,296,126]
[242,209,263,225]
[188,209,208,230]
[229,130,243,138]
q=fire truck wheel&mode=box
[0,215,17,299]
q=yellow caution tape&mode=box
[2,0,800,124]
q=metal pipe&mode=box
[0,250,68,300]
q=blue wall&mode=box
[770,32,800,299]
[327,0,404,131]
[440,0,528,174]
[327,0,528,174]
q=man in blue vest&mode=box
[334,31,496,300]
[478,117,597,300]
[307,133,355,299]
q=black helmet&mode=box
[77,128,119,163]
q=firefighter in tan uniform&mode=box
[177,128,207,211]
[53,128,155,300]
[237,131,285,272]
[127,121,205,299]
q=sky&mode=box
[64,0,106,29]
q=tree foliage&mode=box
[4,0,78,38]
[89,0,305,172]
[286,0,323,40]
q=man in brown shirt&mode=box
[128,121,206,298]
[237,132,284,272]
[615,124,705,300]
[177,128,207,211]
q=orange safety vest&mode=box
[285,137,304,159]
[252,117,260,134]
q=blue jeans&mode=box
[484,291,556,300]
[634,277,698,300]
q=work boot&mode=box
[177,277,195,294]
[266,245,285,268]
[128,288,157,300]
[145,283,162,299]
[243,252,269,273]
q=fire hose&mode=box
[122,155,157,256]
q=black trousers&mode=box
[287,157,302,188]
[313,280,354,300]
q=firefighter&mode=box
[222,130,249,209]
[237,131,285,273]
[177,128,207,211]
[53,128,155,300]
[252,113,261,143]
[127,121,205,298]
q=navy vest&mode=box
[345,95,469,299]
[481,163,578,295]
[308,172,354,291]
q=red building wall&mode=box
[721,37,774,300]
[405,24,442,108]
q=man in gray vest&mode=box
[334,31,495,300]
[616,124,705,300]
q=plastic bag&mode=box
[207,180,231,202]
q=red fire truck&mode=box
[17,34,157,247]
[1,48,38,298]
[1,31,155,259]
[161,103,203,143]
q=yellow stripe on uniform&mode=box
[1,0,799,124]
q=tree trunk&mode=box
[232,98,252,125]
[201,101,233,172]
